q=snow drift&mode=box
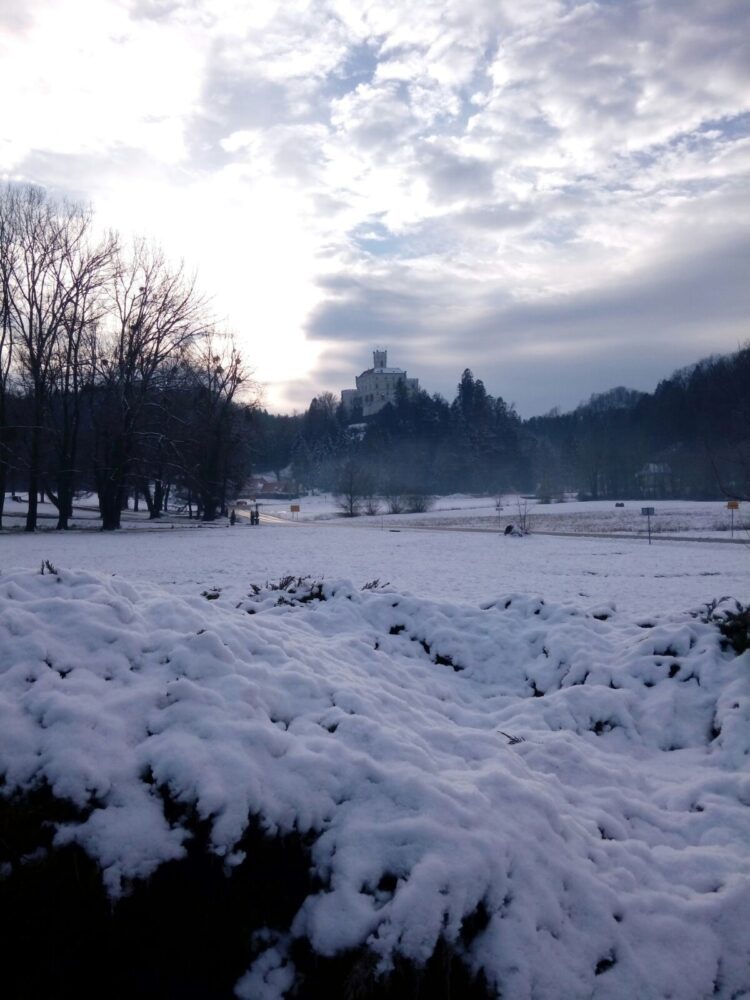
[0,567,748,998]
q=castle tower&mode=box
[342,348,419,418]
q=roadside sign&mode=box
[727,500,739,538]
[641,506,654,544]
[290,504,300,513]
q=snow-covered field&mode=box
[4,493,748,543]
[1,508,749,998]
[266,493,750,541]
[1,514,748,618]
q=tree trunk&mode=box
[152,479,164,519]
[53,470,74,530]
[138,476,164,519]
[96,473,124,531]
[25,397,43,532]
[100,491,122,530]
[26,468,38,531]
[201,490,219,521]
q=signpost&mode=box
[641,506,655,544]
[290,503,300,521]
[727,500,739,538]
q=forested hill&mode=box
[256,346,750,502]
[528,346,749,500]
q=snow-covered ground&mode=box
[265,493,750,541]
[0,567,748,998]
[1,493,187,530]
[4,493,748,543]
[1,500,749,998]
[1,515,747,618]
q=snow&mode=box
[1,516,748,618]
[1,505,749,997]
[4,492,748,543]
[1,553,749,998]
[268,493,750,542]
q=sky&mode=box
[1,0,749,416]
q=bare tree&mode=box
[516,496,531,533]
[335,459,374,517]
[134,358,186,520]
[90,240,209,529]
[363,494,381,515]
[0,190,16,528]
[1,185,82,530]
[180,333,251,521]
[46,225,118,528]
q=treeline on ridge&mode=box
[254,348,750,506]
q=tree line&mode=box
[0,184,254,531]
[527,347,750,502]
[253,347,750,508]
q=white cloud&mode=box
[0,0,205,168]
[2,0,749,411]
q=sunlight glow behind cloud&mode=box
[2,0,749,413]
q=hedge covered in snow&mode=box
[0,568,748,998]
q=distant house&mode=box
[246,475,297,499]
[341,349,419,418]
[636,462,674,498]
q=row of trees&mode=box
[0,184,254,530]
[254,348,750,504]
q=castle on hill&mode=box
[341,349,419,418]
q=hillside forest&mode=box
[255,348,750,507]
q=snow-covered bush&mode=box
[1,569,749,999]
[698,596,750,654]
[405,493,434,513]
[363,495,382,516]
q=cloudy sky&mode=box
[2,0,749,415]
